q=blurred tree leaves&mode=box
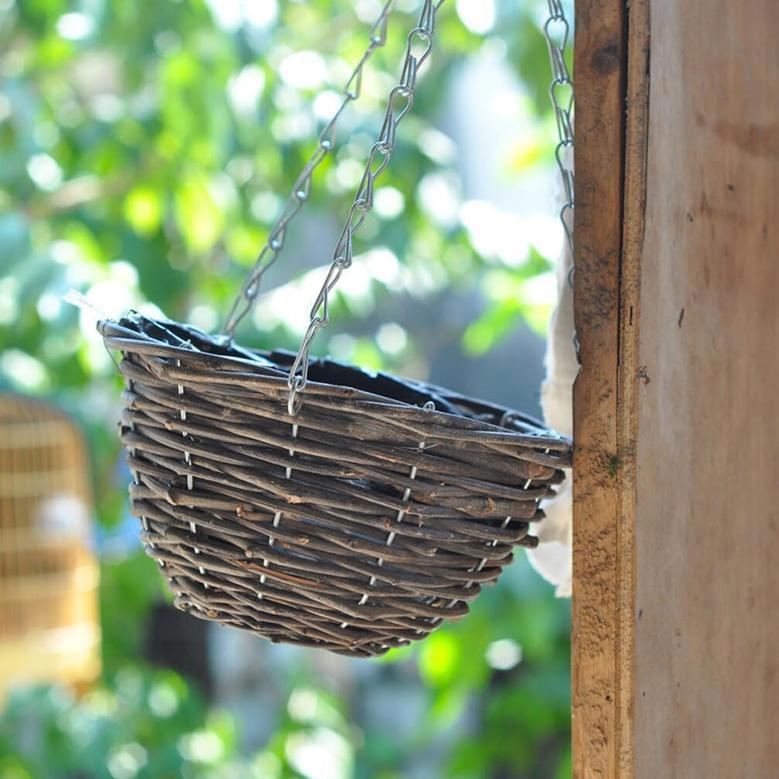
[174,171,226,253]
[0,669,253,779]
[124,185,163,237]
[463,248,554,351]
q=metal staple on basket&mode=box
[99,316,570,656]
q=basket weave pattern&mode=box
[100,315,571,657]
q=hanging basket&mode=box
[97,0,574,656]
[100,315,570,657]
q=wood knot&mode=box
[591,42,620,75]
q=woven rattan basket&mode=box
[97,0,573,656]
[99,315,570,656]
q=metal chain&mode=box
[222,1,399,339]
[223,0,566,413]
[543,1,574,262]
[286,0,446,416]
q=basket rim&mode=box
[99,313,571,455]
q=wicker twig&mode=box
[100,314,571,656]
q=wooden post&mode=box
[572,0,779,776]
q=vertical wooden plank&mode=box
[571,1,628,776]
[633,1,779,775]
[574,0,778,775]
[614,0,650,771]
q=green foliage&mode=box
[0,1,572,777]
[99,551,171,678]
[394,563,570,779]
[0,669,255,779]
[463,249,554,352]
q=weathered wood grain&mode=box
[573,0,778,775]
[633,0,779,775]
[571,1,628,776]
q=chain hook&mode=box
[282,0,446,415]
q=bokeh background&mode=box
[0,0,573,777]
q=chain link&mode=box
[543,1,575,260]
[222,1,399,338]
[286,0,446,415]
[224,0,570,414]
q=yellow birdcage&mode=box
[0,394,100,701]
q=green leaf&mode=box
[463,297,525,355]
[124,186,163,236]
[418,631,460,687]
[174,172,224,254]
[225,223,265,265]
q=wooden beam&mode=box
[571,0,630,775]
[573,0,779,775]
[632,0,779,775]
